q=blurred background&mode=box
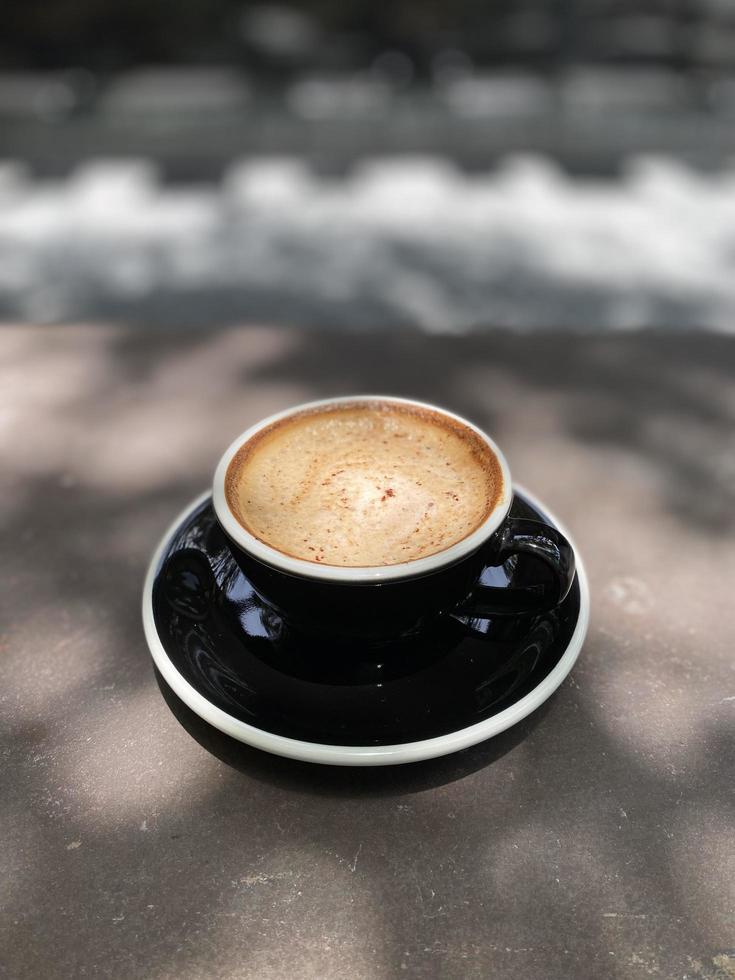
[3,0,735,329]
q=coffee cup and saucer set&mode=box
[142,396,589,766]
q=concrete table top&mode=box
[2,324,734,980]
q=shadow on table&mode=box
[3,324,735,979]
[100,321,735,537]
[155,667,554,796]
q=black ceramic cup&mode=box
[212,396,575,643]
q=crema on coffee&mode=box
[224,401,503,567]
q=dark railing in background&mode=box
[1,1,735,175]
[3,1,734,76]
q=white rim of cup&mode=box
[212,395,513,583]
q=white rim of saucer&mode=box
[142,484,590,767]
[211,395,514,583]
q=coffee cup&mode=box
[212,396,574,641]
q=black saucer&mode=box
[143,487,588,765]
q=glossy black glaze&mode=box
[224,509,575,642]
[457,517,575,617]
[151,491,581,746]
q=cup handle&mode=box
[453,518,576,619]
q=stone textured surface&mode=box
[1,323,734,980]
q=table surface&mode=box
[2,324,734,980]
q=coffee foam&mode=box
[225,401,503,567]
